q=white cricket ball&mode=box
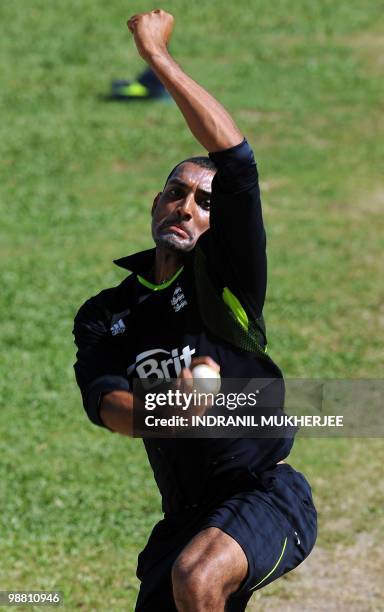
[191,364,221,395]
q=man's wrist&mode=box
[141,45,170,65]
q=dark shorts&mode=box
[135,464,317,611]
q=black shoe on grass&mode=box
[109,68,170,101]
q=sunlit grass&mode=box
[1,0,383,608]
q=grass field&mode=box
[1,1,383,610]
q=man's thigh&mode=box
[135,527,251,612]
[201,464,317,598]
[135,464,317,610]
[172,527,248,602]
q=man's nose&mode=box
[176,192,195,219]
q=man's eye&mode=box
[168,187,182,198]
[200,199,211,210]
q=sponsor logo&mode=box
[110,318,126,336]
[127,344,196,382]
[171,285,188,312]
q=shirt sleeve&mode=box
[202,138,267,320]
[73,293,130,428]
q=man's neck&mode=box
[154,247,184,284]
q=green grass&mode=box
[1,1,383,609]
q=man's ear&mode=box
[151,192,162,216]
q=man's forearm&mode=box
[100,390,133,436]
[128,10,243,153]
[147,50,243,153]
[99,357,220,436]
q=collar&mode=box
[114,248,187,291]
[114,248,194,274]
[113,248,156,274]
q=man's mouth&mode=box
[162,224,191,239]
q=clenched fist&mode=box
[127,9,174,60]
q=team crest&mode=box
[171,285,188,312]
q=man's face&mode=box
[152,162,215,252]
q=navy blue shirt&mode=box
[73,139,293,515]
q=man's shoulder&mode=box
[74,274,136,325]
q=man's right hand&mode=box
[176,356,221,416]
[127,9,174,61]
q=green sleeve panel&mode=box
[194,246,269,360]
[222,286,249,332]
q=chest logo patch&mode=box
[171,284,188,312]
[110,318,126,336]
[127,345,196,381]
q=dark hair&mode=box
[163,156,217,188]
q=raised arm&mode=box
[128,10,267,320]
[127,10,243,153]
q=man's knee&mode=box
[172,554,224,610]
